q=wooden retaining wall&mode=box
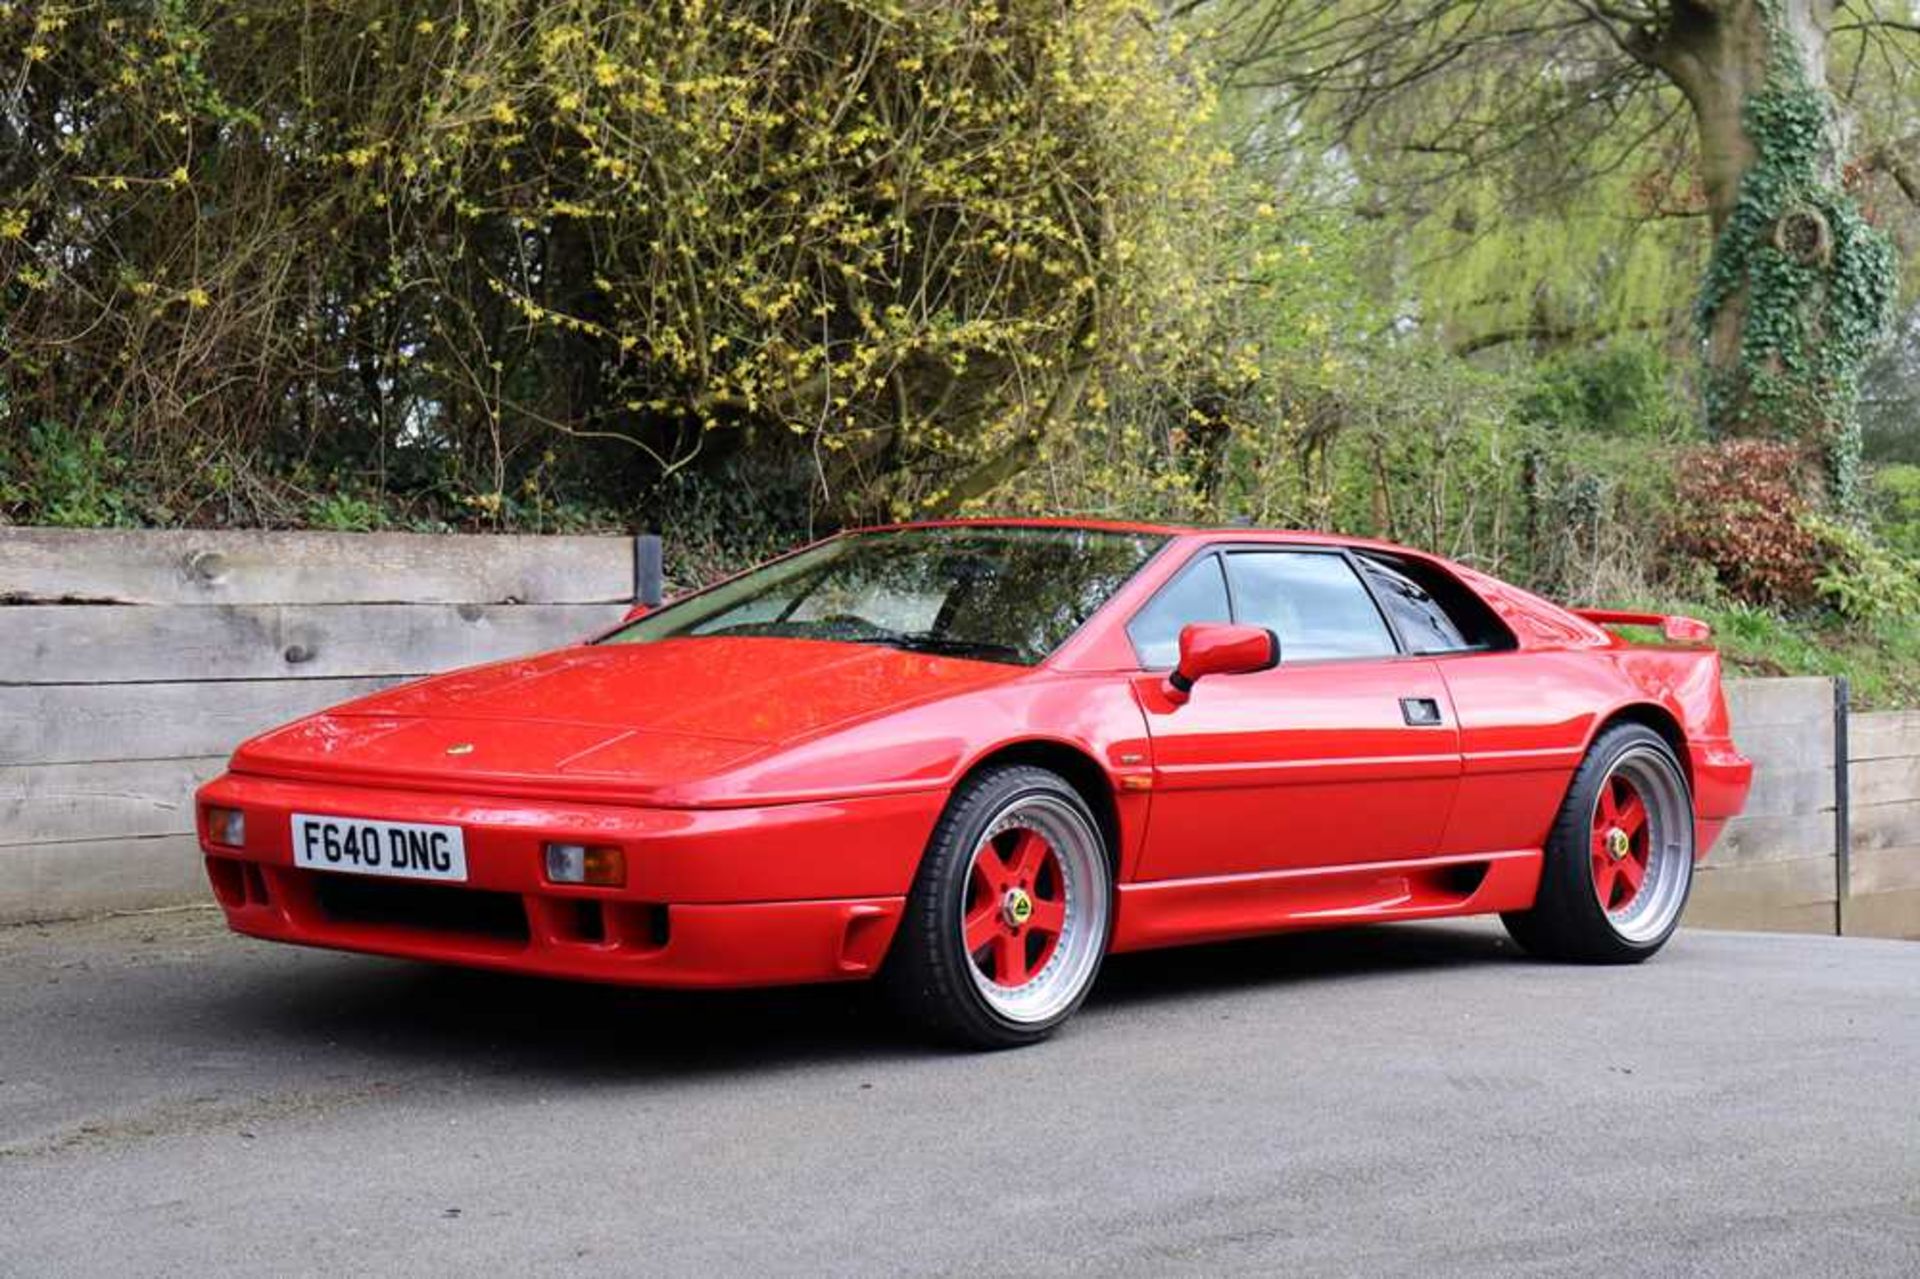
[1689,678,1841,935]
[1846,708,1920,938]
[1685,677,1919,940]
[1,529,635,923]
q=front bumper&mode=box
[195,771,942,988]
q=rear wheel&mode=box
[885,764,1112,1049]
[1502,724,1695,963]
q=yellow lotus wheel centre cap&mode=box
[1003,887,1034,928]
[1606,828,1631,861]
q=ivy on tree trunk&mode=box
[1650,0,1896,509]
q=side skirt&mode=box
[1109,849,1542,953]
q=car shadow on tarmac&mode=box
[206,920,1523,1079]
[1095,917,1520,1005]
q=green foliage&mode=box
[1516,341,1689,439]
[3,425,139,528]
[1006,280,1692,606]
[1212,6,1717,360]
[1394,116,1707,360]
[1696,6,1897,507]
[998,178,1395,525]
[1869,463,1920,557]
[1806,515,1920,625]
[1861,307,1920,464]
[305,492,390,534]
[649,454,821,591]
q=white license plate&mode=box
[291,814,468,882]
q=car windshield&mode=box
[600,525,1167,666]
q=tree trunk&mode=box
[1650,0,1895,507]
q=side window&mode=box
[1356,557,1470,653]
[1225,551,1396,662]
[1126,554,1231,668]
[1356,553,1515,653]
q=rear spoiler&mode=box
[1572,608,1712,644]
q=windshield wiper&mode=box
[858,631,1026,663]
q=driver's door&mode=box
[1129,547,1462,881]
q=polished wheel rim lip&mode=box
[959,794,1107,1025]
[1589,746,1693,943]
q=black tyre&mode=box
[1502,723,1696,963]
[884,764,1113,1049]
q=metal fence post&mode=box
[1834,676,1850,937]
[634,532,663,607]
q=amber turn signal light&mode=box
[545,843,626,887]
[203,805,246,848]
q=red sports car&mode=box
[197,521,1752,1047]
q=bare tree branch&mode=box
[1865,130,1920,204]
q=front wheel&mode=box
[884,764,1113,1049]
[1502,723,1696,963]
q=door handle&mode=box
[1400,697,1444,727]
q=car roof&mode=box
[860,517,1418,556]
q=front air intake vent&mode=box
[310,875,530,944]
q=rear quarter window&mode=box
[1356,554,1514,654]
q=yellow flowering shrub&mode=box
[0,0,1223,524]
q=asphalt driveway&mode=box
[2,909,1915,1277]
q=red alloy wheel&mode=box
[964,827,1068,988]
[1591,772,1652,913]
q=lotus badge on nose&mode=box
[445,743,475,756]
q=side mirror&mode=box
[620,602,652,623]
[1165,623,1279,705]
